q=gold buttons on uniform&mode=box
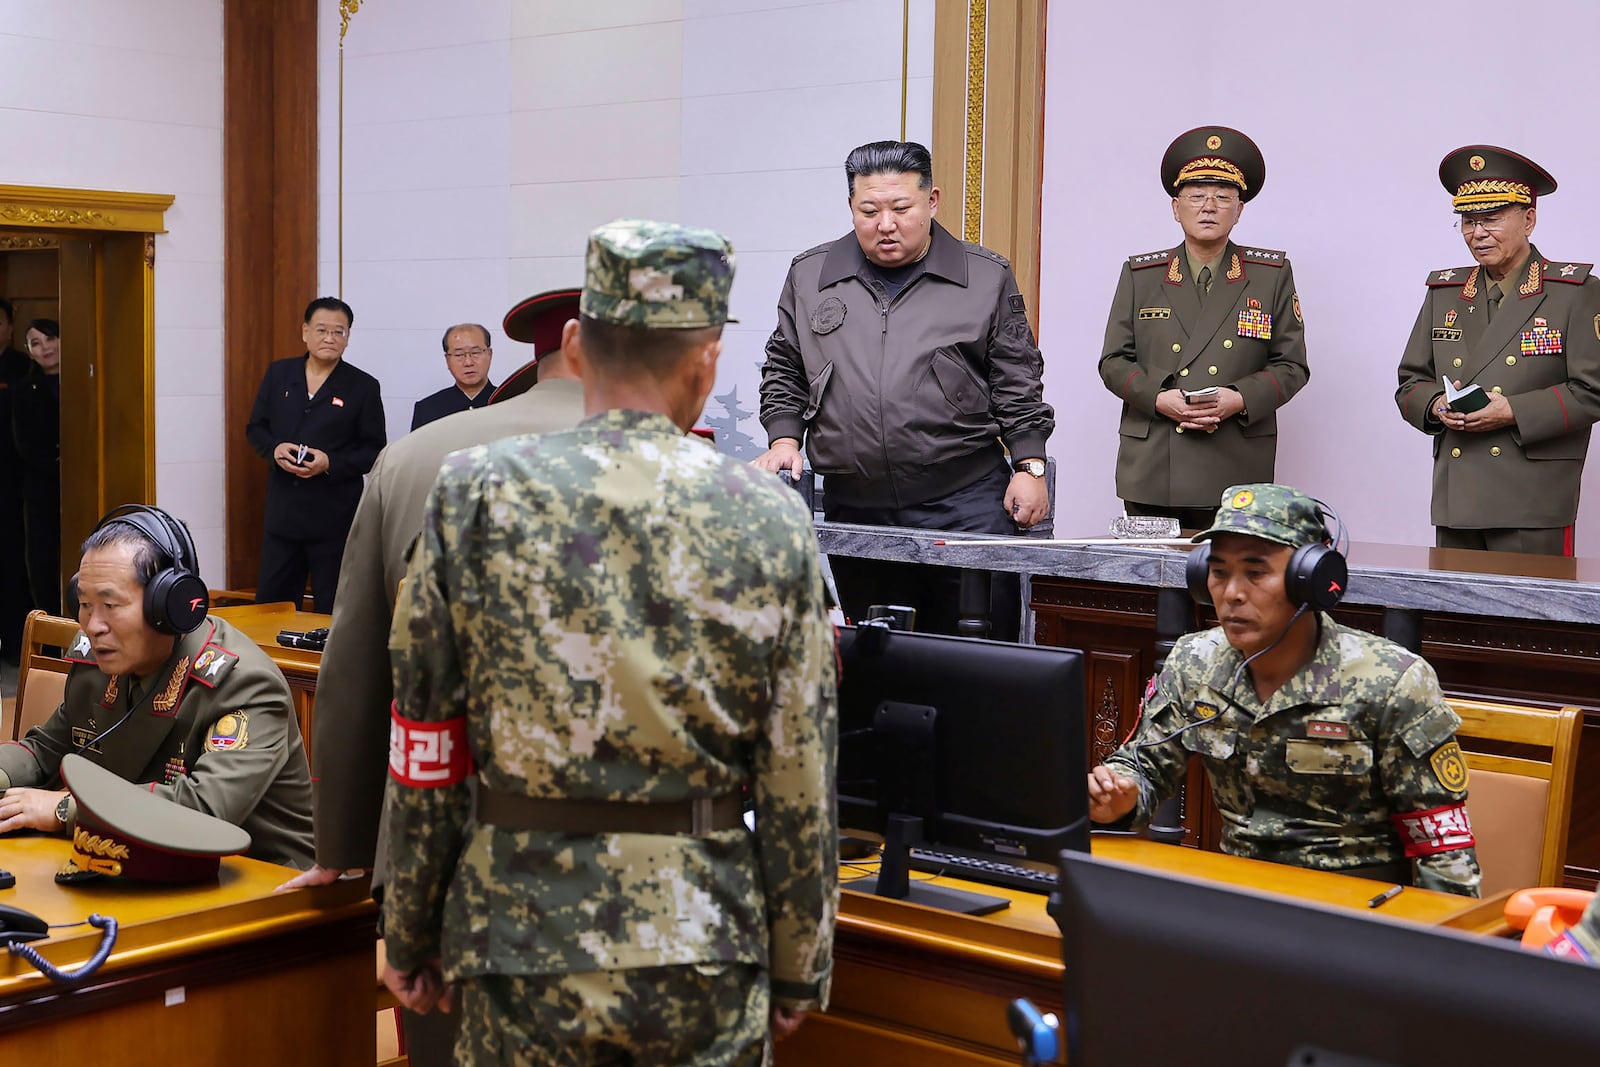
[1175,426,1185,434]
[1179,367,1190,377]
[1208,365,1218,375]
[1172,343,1182,353]
[1492,386,1503,394]
[1506,355,1517,366]
[1451,447,1461,458]
[1491,447,1502,457]
[1223,339,1234,349]
[1452,357,1463,368]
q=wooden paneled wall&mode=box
[223,0,319,589]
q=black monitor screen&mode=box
[836,625,1090,879]
[1054,851,1600,1066]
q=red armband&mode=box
[1546,931,1593,964]
[1391,801,1476,857]
[388,703,473,787]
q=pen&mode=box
[1367,885,1403,909]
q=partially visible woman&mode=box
[11,318,61,615]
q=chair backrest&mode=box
[1448,698,1582,897]
[14,610,80,741]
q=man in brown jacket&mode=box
[278,289,583,1066]
[1098,126,1310,531]
[1396,145,1600,555]
[755,140,1054,639]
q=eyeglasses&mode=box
[1456,211,1523,235]
[447,347,488,361]
[312,326,349,339]
[1180,192,1239,209]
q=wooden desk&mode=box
[210,603,328,762]
[776,838,1499,1067]
[0,836,375,1063]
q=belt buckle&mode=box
[691,797,713,837]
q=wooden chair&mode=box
[1448,698,1582,897]
[12,610,79,741]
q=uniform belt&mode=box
[475,788,745,837]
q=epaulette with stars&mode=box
[1544,261,1594,284]
[1237,247,1287,266]
[1128,250,1171,270]
[1426,266,1475,287]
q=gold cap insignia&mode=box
[1206,134,1222,150]
[1469,155,1485,171]
[1231,489,1254,509]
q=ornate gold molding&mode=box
[963,0,986,243]
[340,0,363,43]
[0,233,58,251]
[0,185,173,234]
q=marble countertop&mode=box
[815,521,1600,626]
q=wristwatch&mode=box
[54,794,72,830]
[1013,458,1046,478]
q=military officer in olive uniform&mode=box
[1099,127,1310,530]
[381,221,837,1065]
[0,506,313,869]
[1396,146,1600,555]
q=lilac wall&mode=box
[1039,0,1600,553]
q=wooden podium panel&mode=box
[777,838,1494,1066]
[0,836,375,1064]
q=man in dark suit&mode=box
[245,296,386,612]
[410,323,497,431]
[278,288,582,1067]
[1098,126,1310,530]
[1396,146,1600,555]
[0,298,33,661]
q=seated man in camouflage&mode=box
[1087,484,1482,897]
[0,505,314,869]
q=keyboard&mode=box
[908,846,1057,895]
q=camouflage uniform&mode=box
[1101,483,1482,898]
[381,220,839,1066]
[1546,893,1600,965]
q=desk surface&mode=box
[0,834,370,996]
[210,602,330,676]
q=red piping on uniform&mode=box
[1564,525,1575,558]
[1264,369,1283,405]
[1402,383,1419,420]
[1552,386,1571,431]
[1122,369,1142,398]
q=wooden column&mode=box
[223,0,318,589]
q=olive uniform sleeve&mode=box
[1099,263,1166,416]
[986,266,1054,462]
[1511,277,1600,446]
[1232,260,1310,427]
[380,464,476,973]
[1396,297,1447,434]
[0,699,76,790]
[759,266,812,447]
[753,516,839,1012]
[1378,659,1482,898]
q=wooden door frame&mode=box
[0,184,172,594]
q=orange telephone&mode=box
[1504,887,1595,952]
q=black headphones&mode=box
[1185,500,1349,613]
[68,505,210,635]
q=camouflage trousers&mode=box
[454,962,770,1066]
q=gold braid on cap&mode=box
[1175,157,1247,191]
[1453,179,1533,211]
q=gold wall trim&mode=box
[0,234,59,250]
[0,185,173,233]
[962,0,986,243]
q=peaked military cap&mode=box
[492,287,581,401]
[1439,145,1557,213]
[581,218,737,329]
[55,754,251,885]
[1192,483,1330,549]
[1161,126,1266,203]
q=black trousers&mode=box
[257,531,345,613]
[1123,499,1218,533]
[826,461,1022,642]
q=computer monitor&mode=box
[836,624,1090,913]
[1053,851,1600,1066]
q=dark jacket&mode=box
[410,381,495,431]
[760,221,1054,509]
[246,355,386,541]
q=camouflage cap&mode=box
[1192,483,1329,549]
[580,218,736,329]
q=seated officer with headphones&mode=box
[0,505,314,869]
[1087,483,1483,897]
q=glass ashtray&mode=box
[1110,515,1182,539]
